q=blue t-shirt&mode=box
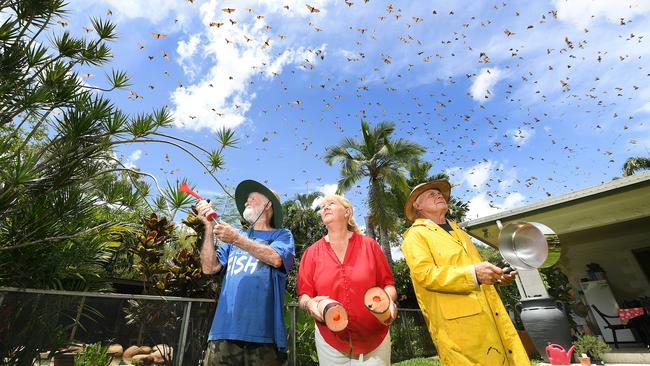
[208,228,295,352]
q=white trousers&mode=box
[314,326,391,366]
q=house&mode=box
[461,170,650,299]
[461,170,650,361]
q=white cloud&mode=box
[312,183,339,209]
[124,149,142,169]
[177,34,202,79]
[128,149,142,161]
[502,192,526,209]
[391,245,404,261]
[554,0,650,29]
[466,192,525,220]
[317,183,338,195]
[507,127,535,146]
[171,0,326,131]
[462,160,493,189]
[498,167,518,191]
[470,68,503,102]
[450,160,526,220]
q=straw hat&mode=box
[235,180,283,228]
[404,180,451,221]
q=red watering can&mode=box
[545,344,575,365]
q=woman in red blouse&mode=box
[297,194,397,365]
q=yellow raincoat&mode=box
[401,219,530,366]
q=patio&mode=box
[538,345,650,366]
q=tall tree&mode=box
[623,156,650,176]
[294,191,325,212]
[282,192,326,303]
[282,192,325,256]
[324,120,425,263]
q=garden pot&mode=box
[516,297,572,362]
[517,330,539,358]
[52,353,76,366]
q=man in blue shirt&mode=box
[196,180,295,366]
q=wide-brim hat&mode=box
[404,180,451,222]
[235,180,283,228]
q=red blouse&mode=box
[297,232,395,354]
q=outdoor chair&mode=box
[590,304,630,348]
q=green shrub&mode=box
[390,312,436,363]
[74,343,111,366]
[573,333,611,360]
[392,357,440,366]
[392,259,418,308]
[287,306,318,366]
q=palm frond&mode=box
[623,156,650,176]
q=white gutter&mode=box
[461,170,650,228]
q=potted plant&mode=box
[73,343,111,366]
[573,333,611,365]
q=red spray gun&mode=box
[179,181,219,221]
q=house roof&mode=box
[460,171,650,248]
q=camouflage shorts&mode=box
[203,340,287,366]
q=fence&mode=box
[0,287,435,365]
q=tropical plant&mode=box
[129,212,216,297]
[622,156,650,176]
[282,192,326,301]
[391,313,437,363]
[301,192,324,209]
[131,213,174,294]
[74,343,111,366]
[392,258,419,308]
[288,308,318,366]
[282,193,325,257]
[0,293,72,366]
[0,0,238,292]
[324,120,425,263]
[573,333,611,361]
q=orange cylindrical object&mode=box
[364,287,392,324]
[317,298,348,332]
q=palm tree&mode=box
[282,191,326,301]
[623,156,650,176]
[324,120,425,263]
[282,192,325,255]
[295,191,324,211]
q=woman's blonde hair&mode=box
[320,194,361,233]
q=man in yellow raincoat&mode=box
[401,180,530,366]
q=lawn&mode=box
[393,358,544,366]
[392,358,440,366]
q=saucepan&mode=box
[496,220,561,272]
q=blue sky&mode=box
[59,0,650,229]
